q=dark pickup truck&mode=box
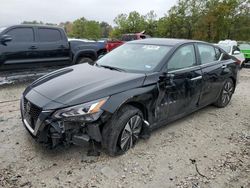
[0,25,106,70]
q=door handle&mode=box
[29,46,37,50]
[190,76,202,81]
[222,64,227,69]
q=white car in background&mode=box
[217,40,245,67]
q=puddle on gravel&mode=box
[0,67,62,86]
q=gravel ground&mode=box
[0,69,249,188]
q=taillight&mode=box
[235,59,241,65]
[231,56,241,65]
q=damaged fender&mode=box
[101,85,156,122]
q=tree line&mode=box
[22,0,250,42]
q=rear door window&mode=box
[197,44,217,64]
[6,27,34,42]
[38,28,62,42]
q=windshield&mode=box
[0,27,7,33]
[218,45,231,53]
[239,44,250,50]
[96,43,172,73]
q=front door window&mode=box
[168,44,196,71]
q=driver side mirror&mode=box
[233,50,240,55]
[159,72,175,82]
[0,35,12,44]
[159,73,175,89]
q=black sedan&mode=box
[20,38,239,156]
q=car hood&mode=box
[25,64,146,109]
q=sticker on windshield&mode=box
[145,65,152,69]
[142,45,160,50]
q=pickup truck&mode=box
[105,32,150,52]
[0,25,106,70]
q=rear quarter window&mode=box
[215,48,222,60]
[38,28,62,42]
[221,53,231,61]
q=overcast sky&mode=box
[0,0,177,27]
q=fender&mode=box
[101,85,157,120]
[221,60,238,87]
[72,49,97,64]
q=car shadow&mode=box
[149,105,218,137]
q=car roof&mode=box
[129,38,205,46]
[215,43,232,47]
[5,24,64,30]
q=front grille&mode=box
[23,98,42,130]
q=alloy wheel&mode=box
[222,81,234,104]
[120,115,142,152]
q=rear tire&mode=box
[76,57,94,65]
[102,105,143,156]
[214,78,234,108]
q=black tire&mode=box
[214,78,234,108]
[102,105,143,156]
[76,57,94,65]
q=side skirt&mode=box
[149,103,213,131]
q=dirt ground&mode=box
[0,69,249,188]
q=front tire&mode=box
[214,78,234,108]
[102,105,143,156]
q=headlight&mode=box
[53,97,109,122]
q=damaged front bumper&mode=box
[20,96,109,148]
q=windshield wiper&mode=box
[96,64,125,72]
